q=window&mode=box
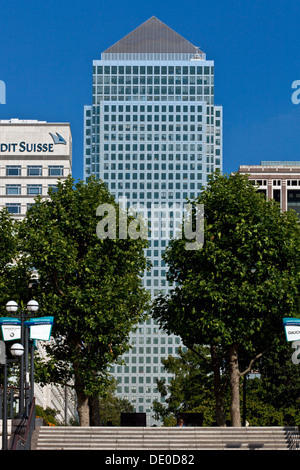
[6,166,21,176]
[27,166,42,176]
[6,185,21,195]
[6,203,21,214]
[27,185,42,196]
[48,166,63,177]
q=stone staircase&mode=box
[33,426,300,450]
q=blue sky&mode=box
[1,0,300,182]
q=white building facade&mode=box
[83,17,223,423]
[0,119,72,217]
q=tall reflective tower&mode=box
[83,17,223,423]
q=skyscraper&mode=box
[83,17,223,423]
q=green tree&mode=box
[98,381,134,426]
[18,176,150,425]
[153,172,300,426]
[0,208,32,307]
[153,346,225,426]
[243,340,300,425]
[244,378,300,426]
[0,209,34,389]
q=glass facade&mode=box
[83,18,223,423]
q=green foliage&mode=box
[242,377,300,426]
[153,172,300,424]
[243,342,300,426]
[161,415,177,427]
[257,342,300,409]
[0,209,32,309]
[153,345,300,427]
[35,404,59,426]
[153,347,229,426]
[98,381,134,426]
[18,176,150,399]
[154,172,300,352]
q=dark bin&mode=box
[121,412,147,427]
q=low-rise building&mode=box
[0,119,72,217]
[238,161,300,215]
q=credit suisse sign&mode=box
[0,132,67,154]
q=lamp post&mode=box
[1,301,54,450]
[5,300,39,418]
[1,342,24,451]
[24,300,38,417]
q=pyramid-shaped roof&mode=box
[103,17,203,54]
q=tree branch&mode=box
[188,345,211,366]
[54,270,65,297]
[240,347,270,377]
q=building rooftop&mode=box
[239,161,300,169]
[0,119,47,124]
[103,16,203,55]
[260,161,300,166]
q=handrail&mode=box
[285,426,300,450]
[9,398,36,450]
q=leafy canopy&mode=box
[18,176,150,395]
[153,172,300,356]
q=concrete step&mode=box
[34,426,300,450]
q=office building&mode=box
[0,119,72,217]
[238,161,300,215]
[83,16,223,423]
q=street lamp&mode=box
[26,300,39,313]
[10,343,24,357]
[5,300,39,418]
[1,300,53,450]
[5,300,18,313]
[1,342,24,451]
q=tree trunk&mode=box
[228,343,241,426]
[74,361,90,426]
[89,396,101,426]
[211,345,226,426]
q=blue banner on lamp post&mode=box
[0,317,21,341]
[0,316,54,342]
